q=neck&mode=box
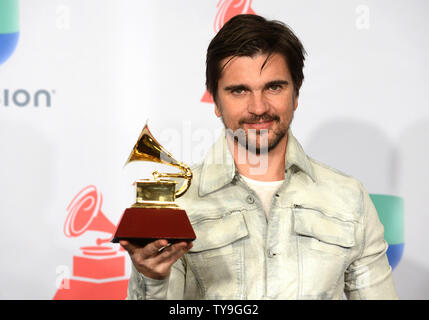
[226,133,287,182]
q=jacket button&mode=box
[246,195,255,204]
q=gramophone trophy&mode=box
[112,124,196,246]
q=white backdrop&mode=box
[0,0,428,299]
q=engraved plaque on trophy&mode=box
[112,124,196,246]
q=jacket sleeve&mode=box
[344,185,398,300]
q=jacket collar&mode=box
[198,128,316,197]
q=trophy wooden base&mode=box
[111,207,196,246]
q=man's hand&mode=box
[120,239,193,280]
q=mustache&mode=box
[238,113,280,125]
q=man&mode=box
[121,14,398,299]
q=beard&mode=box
[222,112,293,155]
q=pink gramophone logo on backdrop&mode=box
[201,0,256,103]
[53,185,128,300]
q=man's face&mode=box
[215,52,298,153]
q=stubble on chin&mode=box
[223,114,292,155]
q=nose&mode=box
[247,91,269,115]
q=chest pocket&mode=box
[293,206,356,299]
[294,206,355,251]
[186,211,249,299]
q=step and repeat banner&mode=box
[0,0,428,299]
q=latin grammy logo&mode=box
[54,185,129,300]
[64,184,116,246]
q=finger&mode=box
[154,241,192,264]
[142,239,169,258]
[120,239,166,256]
[119,240,133,252]
[121,240,148,256]
[163,243,192,265]
[119,240,129,246]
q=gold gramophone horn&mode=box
[125,123,192,199]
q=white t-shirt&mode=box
[240,175,284,219]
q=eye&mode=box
[268,84,283,92]
[231,88,247,96]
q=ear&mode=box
[293,90,299,111]
[214,104,222,118]
[294,77,304,110]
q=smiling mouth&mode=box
[244,120,273,130]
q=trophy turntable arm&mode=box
[152,166,192,199]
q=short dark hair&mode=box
[205,14,306,103]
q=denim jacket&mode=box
[127,129,398,300]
